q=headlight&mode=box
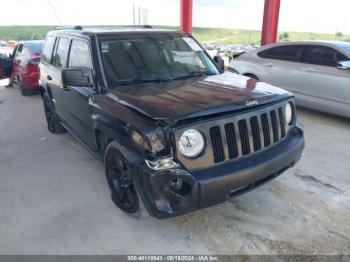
[285,102,293,125]
[178,129,205,158]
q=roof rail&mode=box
[98,25,153,28]
[55,26,83,30]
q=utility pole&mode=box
[134,4,148,25]
[145,9,148,25]
[138,6,141,25]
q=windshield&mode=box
[99,34,220,86]
[30,42,43,53]
[340,45,350,56]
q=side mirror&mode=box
[62,68,91,87]
[337,61,350,70]
[214,55,225,71]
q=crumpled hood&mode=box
[106,72,292,124]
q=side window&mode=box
[22,47,30,59]
[264,45,304,62]
[53,37,70,68]
[42,36,56,64]
[15,45,23,58]
[68,40,92,70]
[308,46,348,67]
[258,49,271,59]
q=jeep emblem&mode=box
[246,100,259,106]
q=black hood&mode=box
[105,72,292,124]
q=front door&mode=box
[62,38,95,149]
[0,47,15,80]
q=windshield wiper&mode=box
[172,71,212,81]
[113,76,172,86]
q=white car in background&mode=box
[229,41,350,118]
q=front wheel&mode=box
[105,142,140,213]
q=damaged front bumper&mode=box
[134,126,305,219]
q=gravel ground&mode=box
[0,81,349,255]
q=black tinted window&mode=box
[53,37,70,68]
[308,46,348,67]
[99,35,218,86]
[260,45,304,62]
[68,40,91,69]
[42,37,56,63]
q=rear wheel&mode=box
[43,94,66,134]
[17,77,29,96]
[105,142,140,213]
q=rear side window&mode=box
[68,40,92,69]
[42,37,56,63]
[21,47,31,59]
[308,46,348,67]
[53,37,70,68]
[258,45,304,62]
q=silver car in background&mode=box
[229,41,350,118]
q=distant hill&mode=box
[1,25,349,44]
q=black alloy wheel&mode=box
[43,95,65,134]
[105,144,140,213]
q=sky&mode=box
[0,0,349,34]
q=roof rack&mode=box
[54,25,152,31]
[55,26,83,30]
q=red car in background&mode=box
[0,40,43,95]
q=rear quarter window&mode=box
[42,36,56,64]
[53,37,70,68]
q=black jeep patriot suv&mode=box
[39,26,305,218]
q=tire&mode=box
[18,77,29,96]
[43,94,66,134]
[104,142,140,213]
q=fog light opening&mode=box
[168,178,192,196]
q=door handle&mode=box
[46,75,52,80]
[264,63,274,67]
[302,68,315,72]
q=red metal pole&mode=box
[180,0,193,34]
[261,0,280,45]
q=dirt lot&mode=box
[0,81,349,255]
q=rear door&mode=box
[62,38,95,148]
[49,36,70,120]
[296,45,350,113]
[257,45,305,90]
[40,36,58,104]
[11,44,24,79]
[16,46,31,80]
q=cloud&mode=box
[0,0,349,34]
